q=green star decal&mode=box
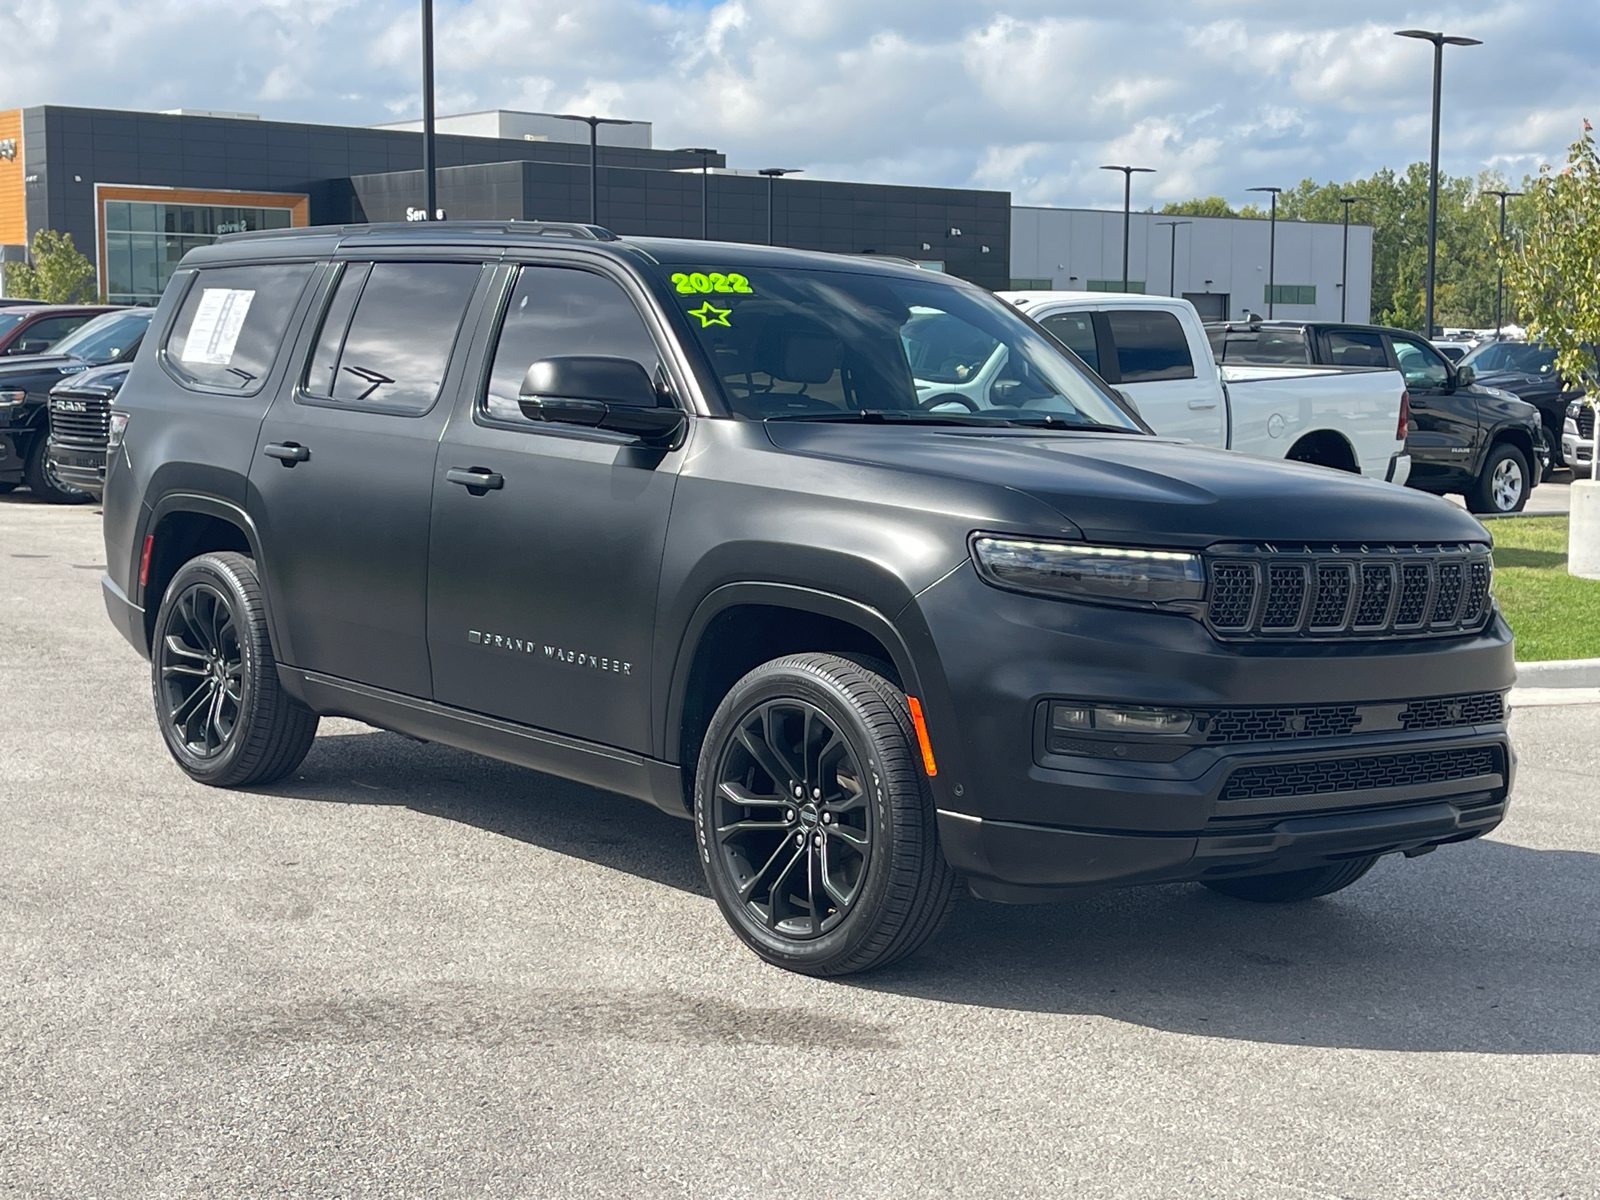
[688,301,732,328]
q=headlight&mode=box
[0,390,25,409]
[108,412,129,450]
[972,536,1204,605]
[1567,417,1580,436]
[1050,701,1194,738]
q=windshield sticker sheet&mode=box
[180,289,256,365]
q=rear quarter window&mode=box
[164,263,316,393]
[1104,309,1194,382]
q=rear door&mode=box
[1386,331,1476,486]
[248,258,490,697]
[1095,306,1224,444]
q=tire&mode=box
[694,653,958,976]
[1203,856,1378,903]
[152,552,318,787]
[1465,443,1529,515]
[23,434,90,504]
[0,481,17,494]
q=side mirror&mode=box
[518,356,686,447]
[1455,364,1475,388]
[1114,386,1141,416]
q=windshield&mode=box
[1209,326,1309,365]
[1459,341,1557,375]
[0,313,24,337]
[51,309,152,363]
[656,264,1141,430]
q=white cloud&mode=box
[0,0,1594,207]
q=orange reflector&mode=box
[906,696,938,777]
[138,534,154,588]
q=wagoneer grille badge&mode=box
[1204,544,1493,640]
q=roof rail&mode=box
[218,220,621,244]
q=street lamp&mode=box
[759,168,802,246]
[1484,188,1523,337]
[575,116,632,225]
[420,0,437,221]
[1338,196,1372,322]
[1247,186,1283,317]
[1100,164,1155,293]
[1396,29,1483,337]
[1156,220,1190,297]
[675,148,720,239]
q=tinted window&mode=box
[1391,337,1450,390]
[1105,309,1194,382]
[485,266,663,423]
[55,309,154,365]
[12,314,91,353]
[1325,329,1388,368]
[1459,341,1557,375]
[1040,311,1099,373]
[308,262,480,414]
[1216,327,1309,365]
[164,264,315,390]
[0,313,23,336]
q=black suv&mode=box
[1209,319,1545,513]
[102,223,1513,976]
[1456,339,1588,473]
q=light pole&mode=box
[1100,164,1155,293]
[1156,220,1190,296]
[675,148,719,239]
[420,0,436,220]
[1484,188,1523,337]
[1396,29,1483,337]
[575,116,631,225]
[1338,195,1371,322]
[1247,186,1283,317]
[759,168,802,246]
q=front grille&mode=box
[1220,746,1502,801]
[1205,544,1492,639]
[48,396,110,448]
[1579,407,1595,439]
[1197,691,1504,744]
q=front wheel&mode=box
[694,653,957,976]
[1465,443,1529,514]
[152,552,318,787]
[1202,856,1378,903]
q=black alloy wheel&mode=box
[152,552,318,787]
[695,653,958,976]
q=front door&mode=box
[1094,306,1226,444]
[426,263,684,753]
[248,258,489,697]
[1387,332,1476,487]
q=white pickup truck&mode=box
[990,292,1411,485]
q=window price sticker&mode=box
[180,289,256,365]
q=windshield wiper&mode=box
[765,409,1008,425]
[998,415,1144,433]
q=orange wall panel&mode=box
[0,109,25,246]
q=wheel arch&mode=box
[1486,424,1536,473]
[1285,429,1360,474]
[138,494,264,654]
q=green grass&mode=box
[1480,516,1600,661]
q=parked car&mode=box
[0,307,152,501]
[1208,318,1545,514]
[1000,293,1409,483]
[45,362,134,501]
[1431,340,1476,363]
[0,303,118,357]
[103,222,1513,976]
[1456,339,1588,473]
[1564,399,1595,479]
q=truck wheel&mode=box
[694,653,958,976]
[23,435,90,504]
[1202,856,1377,903]
[152,552,318,788]
[1465,443,1529,514]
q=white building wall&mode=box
[1010,206,1373,323]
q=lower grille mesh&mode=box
[1221,746,1502,801]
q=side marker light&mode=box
[907,696,938,777]
[138,534,154,588]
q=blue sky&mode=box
[2,0,1595,206]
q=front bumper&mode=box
[913,563,1515,897]
[1563,433,1591,474]
[47,441,106,497]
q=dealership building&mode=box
[1,104,1371,321]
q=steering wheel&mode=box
[918,392,981,412]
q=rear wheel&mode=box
[1465,443,1529,514]
[695,653,957,976]
[23,435,89,504]
[1203,856,1378,903]
[152,552,318,787]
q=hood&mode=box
[763,424,1488,547]
[1469,369,1557,397]
[0,353,85,380]
[50,362,130,398]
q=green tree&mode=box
[1159,196,1239,218]
[1505,121,1600,388]
[2,230,96,303]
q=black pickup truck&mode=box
[101,223,1513,976]
[1208,318,1546,514]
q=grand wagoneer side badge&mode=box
[469,630,632,675]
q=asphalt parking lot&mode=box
[3,494,1598,1199]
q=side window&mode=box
[1040,312,1099,373]
[13,315,89,353]
[1325,329,1388,368]
[484,266,664,423]
[305,261,480,414]
[1390,337,1450,391]
[1104,309,1195,382]
[164,263,316,392]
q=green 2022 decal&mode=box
[671,272,753,295]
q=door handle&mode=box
[1188,399,1219,410]
[446,467,504,494]
[263,442,310,466]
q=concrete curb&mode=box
[1514,658,1600,688]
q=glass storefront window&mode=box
[103,199,297,304]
